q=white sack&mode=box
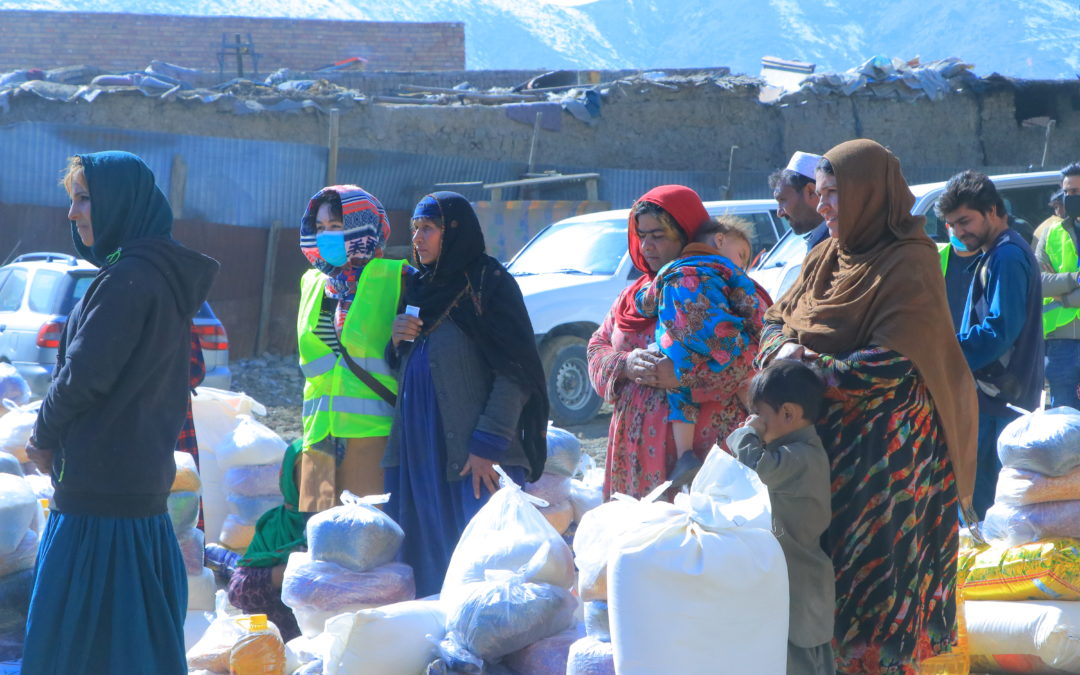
[188,567,217,612]
[0,474,38,556]
[226,493,283,525]
[609,449,788,675]
[0,401,39,462]
[176,526,205,575]
[503,622,584,675]
[281,552,416,638]
[998,407,1080,476]
[322,600,446,675]
[572,485,679,602]
[441,467,575,608]
[216,414,286,471]
[219,513,255,553]
[172,451,201,493]
[167,490,200,532]
[566,635,616,675]
[223,463,279,497]
[544,424,582,477]
[967,599,1080,672]
[0,451,23,477]
[0,528,38,577]
[184,609,212,653]
[306,492,403,572]
[191,387,266,544]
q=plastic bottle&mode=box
[228,613,286,675]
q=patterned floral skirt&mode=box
[759,325,959,674]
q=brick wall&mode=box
[0,10,464,74]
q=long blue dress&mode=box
[384,338,526,597]
[21,512,187,674]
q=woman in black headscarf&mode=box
[23,151,218,674]
[382,192,548,597]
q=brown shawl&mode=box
[765,139,978,504]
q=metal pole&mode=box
[725,145,740,200]
[1041,119,1056,168]
[254,219,281,355]
[327,108,340,186]
[527,112,542,175]
[234,34,244,79]
[169,154,187,219]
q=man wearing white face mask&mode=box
[293,185,407,511]
[937,224,980,331]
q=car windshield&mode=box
[754,230,809,271]
[508,218,627,277]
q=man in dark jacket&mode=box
[937,170,1044,519]
[23,151,218,674]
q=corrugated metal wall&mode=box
[0,121,774,228]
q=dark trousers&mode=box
[1046,339,1080,411]
[973,412,1018,520]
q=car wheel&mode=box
[542,336,602,426]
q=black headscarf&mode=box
[72,151,173,266]
[405,192,549,481]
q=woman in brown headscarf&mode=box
[757,139,978,674]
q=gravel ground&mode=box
[230,354,612,463]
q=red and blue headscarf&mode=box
[300,185,391,327]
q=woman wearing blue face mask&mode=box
[294,186,406,512]
[937,225,980,331]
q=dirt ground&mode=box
[232,355,612,465]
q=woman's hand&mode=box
[775,341,820,362]
[775,341,806,361]
[25,439,53,476]
[391,313,423,348]
[624,348,679,389]
[460,454,500,499]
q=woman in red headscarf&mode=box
[586,186,756,498]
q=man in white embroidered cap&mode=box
[770,151,829,245]
[763,151,830,299]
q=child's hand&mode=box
[745,415,767,437]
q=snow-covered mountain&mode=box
[8,0,1080,79]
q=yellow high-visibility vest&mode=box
[297,259,403,443]
[1042,222,1080,337]
[937,242,949,275]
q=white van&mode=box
[508,199,783,425]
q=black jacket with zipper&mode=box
[33,238,218,517]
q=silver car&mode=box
[0,252,230,397]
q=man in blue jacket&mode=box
[936,171,1044,519]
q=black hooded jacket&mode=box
[33,152,219,517]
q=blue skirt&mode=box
[385,339,526,598]
[22,512,187,675]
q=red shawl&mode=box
[614,185,709,334]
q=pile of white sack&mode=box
[282,492,414,645]
[966,406,1080,674]
[216,415,286,552]
[0,400,52,501]
[204,441,789,675]
[168,451,221,652]
[190,388,286,552]
[0,471,43,661]
[524,424,603,540]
